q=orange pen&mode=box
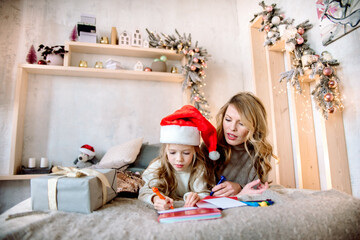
[152,187,174,209]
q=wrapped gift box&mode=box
[31,168,117,214]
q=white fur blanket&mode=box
[1,186,360,240]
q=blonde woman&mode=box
[202,92,273,197]
[138,105,219,211]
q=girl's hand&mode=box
[153,196,174,211]
[184,192,200,207]
[237,179,269,197]
[212,181,242,196]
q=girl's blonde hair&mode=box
[215,92,273,183]
[148,144,212,200]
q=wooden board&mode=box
[266,47,296,188]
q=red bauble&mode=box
[193,58,199,63]
[190,65,197,71]
[38,60,47,65]
[264,25,271,32]
[144,67,152,72]
[194,96,200,102]
[182,49,188,55]
[195,48,200,53]
[323,67,332,76]
[327,107,335,114]
[324,93,334,102]
[328,80,337,88]
[297,27,305,35]
[296,37,304,45]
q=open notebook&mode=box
[157,208,222,223]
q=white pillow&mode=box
[98,137,143,169]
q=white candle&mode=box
[40,157,49,168]
[28,158,36,168]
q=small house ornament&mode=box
[132,30,142,47]
[134,61,143,71]
[143,40,149,48]
[119,31,131,46]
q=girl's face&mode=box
[166,144,195,171]
[223,104,249,146]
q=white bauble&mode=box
[271,16,281,25]
[285,42,296,52]
[267,31,275,38]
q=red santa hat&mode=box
[79,144,96,157]
[160,105,220,160]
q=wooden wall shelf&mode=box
[5,41,186,180]
[65,41,183,60]
[0,174,45,180]
[20,64,184,82]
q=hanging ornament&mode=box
[194,96,200,102]
[323,67,332,76]
[182,49,188,55]
[297,27,305,35]
[190,65,197,71]
[296,37,304,45]
[328,80,337,88]
[264,25,271,32]
[266,6,273,12]
[271,16,281,25]
[285,42,296,52]
[321,51,333,61]
[327,107,335,114]
[202,62,207,68]
[195,48,200,53]
[189,49,194,56]
[267,31,275,38]
[324,92,334,102]
[193,57,199,63]
[199,70,205,75]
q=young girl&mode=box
[138,105,220,211]
[202,92,273,197]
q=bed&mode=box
[1,185,360,240]
[1,142,360,239]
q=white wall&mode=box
[0,0,359,198]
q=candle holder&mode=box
[94,61,103,68]
[100,36,109,44]
[79,60,88,68]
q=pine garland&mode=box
[311,54,343,120]
[146,29,211,118]
[251,1,344,119]
[250,1,293,46]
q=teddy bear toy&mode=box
[73,144,99,168]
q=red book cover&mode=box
[158,208,222,223]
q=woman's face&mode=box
[166,144,195,171]
[222,104,249,146]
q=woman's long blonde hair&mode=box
[215,92,273,183]
[148,144,212,200]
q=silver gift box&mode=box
[31,169,117,214]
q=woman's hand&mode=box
[211,181,242,197]
[237,179,268,197]
[153,196,174,211]
[184,192,200,207]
